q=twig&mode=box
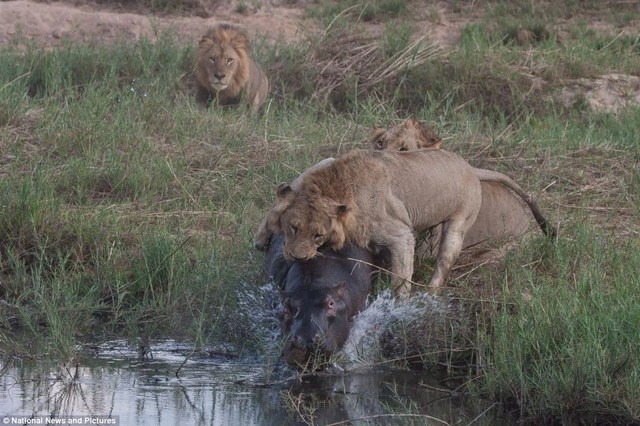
[465,402,498,426]
[0,71,30,92]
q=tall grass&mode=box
[479,228,640,423]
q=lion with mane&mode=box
[195,23,269,113]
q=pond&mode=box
[0,291,515,425]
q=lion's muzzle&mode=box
[284,247,317,262]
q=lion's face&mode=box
[280,202,334,261]
[198,43,241,92]
[370,118,442,151]
[275,184,347,261]
[196,24,250,96]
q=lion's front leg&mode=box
[428,217,469,292]
[378,225,415,299]
[253,213,274,251]
[195,84,213,109]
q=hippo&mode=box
[265,234,384,366]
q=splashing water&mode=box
[340,290,449,369]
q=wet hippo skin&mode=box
[266,234,386,366]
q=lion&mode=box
[194,23,269,114]
[266,149,485,298]
[254,158,334,251]
[369,118,442,151]
[369,118,556,249]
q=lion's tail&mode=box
[473,168,557,238]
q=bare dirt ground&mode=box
[1,0,639,112]
[0,0,477,48]
[0,0,309,46]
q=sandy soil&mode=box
[0,0,476,48]
[1,0,639,113]
[0,0,308,46]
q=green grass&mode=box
[478,229,640,423]
[0,1,639,423]
[309,0,408,24]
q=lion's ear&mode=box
[420,126,443,148]
[276,183,293,199]
[406,117,421,128]
[369,125,385,139]
[199,35,211,46]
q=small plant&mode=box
[235,2,248,14]
[382,21,413,59]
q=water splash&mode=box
[340,290,449,369]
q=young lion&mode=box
[370,118,556,240]
[195,23,269,114]
[369,118,442,151]
[270,149,484,298]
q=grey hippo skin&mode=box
[266,234,386,367]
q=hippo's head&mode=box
[266,234,379,368]
[281,282,350,366]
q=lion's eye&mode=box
[399,146,408,152]
[226,57,234,64]
[208,57,216,63]
[375,140,385,149]
[290,225,298,234]
[314,233,324,242]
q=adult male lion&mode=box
[194,23,269,114]
[268,149,485,298]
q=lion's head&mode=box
[195,23,250,99]
[369,118,442,151]
[274,183,350,261]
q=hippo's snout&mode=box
[284,333,327,365]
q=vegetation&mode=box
[0,0,638,423]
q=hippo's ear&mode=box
[326,282,346,317]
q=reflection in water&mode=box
[0,341,512,425]
[1,289,515,425]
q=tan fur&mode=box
[254,158,335,251]
[372,118,556,245]
[194,23,269,114]
[269,149,483,298]
[369,118,442,151]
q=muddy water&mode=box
[0,292,515,425]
